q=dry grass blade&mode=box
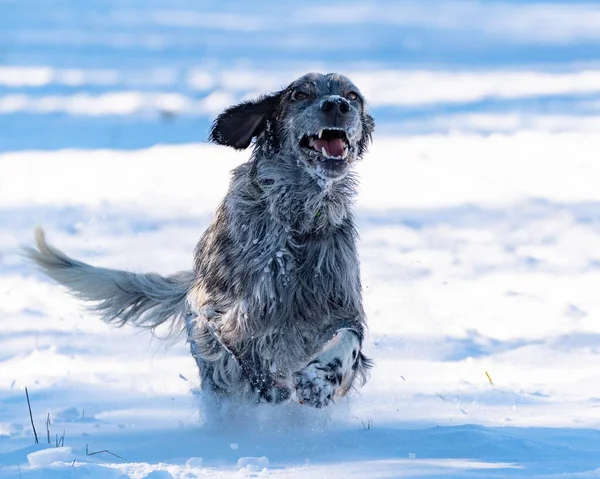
[25,387,39,444]
[45,413,51,444]
[86,444,126,461]
[55,430,65,448]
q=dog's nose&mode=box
[321,96,350,115]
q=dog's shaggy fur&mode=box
[26,72,375,408]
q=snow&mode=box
[237,456,269,471]
[295,1,600,43]
[2,0,600,477]
[3,68,600,118]
[27,447,73,468]
[3,135,600,477]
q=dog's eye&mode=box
[345,91,359,101]
[292,91,308,101]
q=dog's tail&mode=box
[24,227,193,334]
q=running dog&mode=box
[26,72,375,408]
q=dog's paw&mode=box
[293,359,342,408]
[293,329,362,408]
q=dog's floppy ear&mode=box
[358,111,375,156]
[363,111,375,140]
[209,92,283,150]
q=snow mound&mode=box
[27,447,73,467]
[237,456,270,472]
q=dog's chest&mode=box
[248,226,354,318]
[243,227,359,371]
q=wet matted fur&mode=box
[26,72,375,408]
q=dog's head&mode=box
[210,73,375,182]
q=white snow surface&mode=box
[2,133,600,477]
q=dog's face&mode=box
[210,73,375,182]
[283,73,372,180]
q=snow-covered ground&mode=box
[2,0,600,477]
[3,134,600,478]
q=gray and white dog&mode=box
[26,72,375,409]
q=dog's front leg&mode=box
[241,360,292,405]
[293,328,363,408]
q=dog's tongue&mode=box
[313,138,345,158]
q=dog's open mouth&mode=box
[300,128,349,160]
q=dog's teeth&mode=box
[318,129,323,139]
[309,138,315,147]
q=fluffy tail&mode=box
[24,227,193,333]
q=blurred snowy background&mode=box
[2,1,600,478]
[2,0,600,150]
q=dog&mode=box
[26,72,375,408]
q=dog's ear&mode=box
[363,111,375,140]
[209,92,283,150]
[358,111,375,156]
